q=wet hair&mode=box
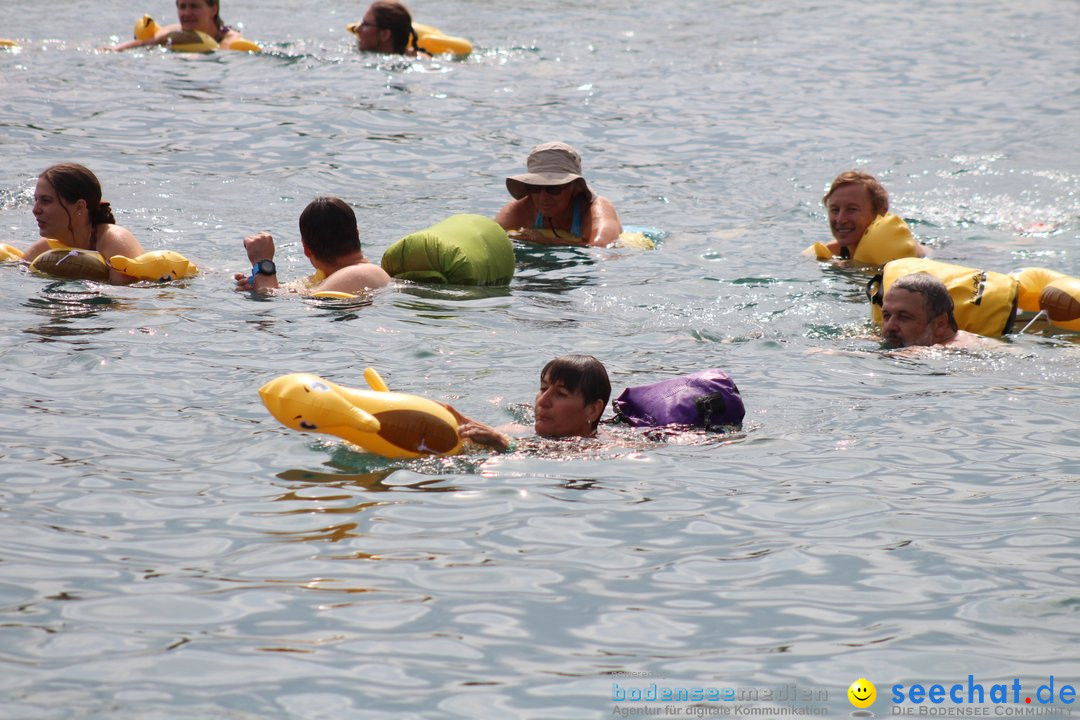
[891,273,958,332]
[39,163,116,230]
[298,197,362,263]
[823,170,890,215]
[368,1,418,54]
[540,354,611,429]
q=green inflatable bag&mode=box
[380,214,515,286]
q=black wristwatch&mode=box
[249,259,277,285]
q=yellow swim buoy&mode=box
[27,241,198,283]
[134,15,258,53]
[1012,266,1066,313]
[1040,277,1080,331]
[412,22,473,56]
[0,243,25,261]
[806,213,921,265]
[346,20,472,56]
[109,250,198,282]
[509,227,659,250]
[259,368,463,459]
[867,257,1019,337]
[30,246,111,282]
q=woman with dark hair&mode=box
[350,1,420,56]
[495,142,623,247]
[21,164,145,285]
[110,0,252,51]
[451,355,612,452]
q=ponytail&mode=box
[93,201,116,226]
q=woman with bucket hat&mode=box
[495,142,623,247]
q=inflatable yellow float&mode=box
[868,257,1080,335]
[27,240,198,283]
[134,15,260,53]
[510,225,664,250]
[1,243,25,262]
[1013,266,1080,332]
[346,20,472,56]
[0,39,18,49]
[806,213,922,265]
[867,257,1019,337]
[30,246,112,282]
[412,22,472,56]
[109,250,199,282]
[259,368,462,459]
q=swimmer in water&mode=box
[234,196,390,295]
[816,170,927,262]
[349,1,422,56]
[20,163,146,285]
[881,273,995,349]
[495,142,623,248]
[450,355,611,452]
[108,0,252,51]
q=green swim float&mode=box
[381,214,515,286]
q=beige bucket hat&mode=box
[505,141,595,201]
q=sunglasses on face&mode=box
[526,183,571,196]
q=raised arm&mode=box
[234,232,279,292]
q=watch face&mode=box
[257,259,276,275]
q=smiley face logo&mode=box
[848,678,876,708]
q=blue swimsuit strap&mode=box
[533,194,585,237]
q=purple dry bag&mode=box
[612,369,745,429]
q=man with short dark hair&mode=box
[234,196,389,295]
[881,273,988,349]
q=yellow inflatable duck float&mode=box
[134,14,260,53]
[27,240,198,283]
[0,243,25,261]
[259,368,462,459]
[109,250,198,282]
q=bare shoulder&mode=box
[318,262,391,294]
[495,197,532,230]
[219,30,252,49]
[96,224,144,260]
[21,238,51,262]
[591,194,619,214]
[947,330,999,350]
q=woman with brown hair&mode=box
[21,164,145,285]
[350,1,421,56]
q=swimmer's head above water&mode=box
[535,354,611,438]
[881,273,959,348]
[351,1,419,55]
[505,141,595,210]
[823,170,889,258]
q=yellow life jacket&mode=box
[866,257,1019,337]
[806,213,920,265]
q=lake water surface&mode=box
[1,1,1078,718]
